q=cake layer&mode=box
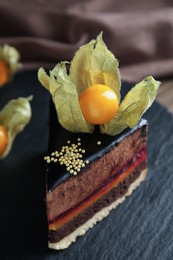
[47,123,148,222]
[48,165,147,249]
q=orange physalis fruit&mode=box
[0,60,10,86]
[0,125,8,156]
[79,84,119,124]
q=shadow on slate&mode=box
[0,72,173,260]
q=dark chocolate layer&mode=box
[49,160,147,243]
[47,101,148,191]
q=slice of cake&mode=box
[45,103,148,250]
[38,33,160,250]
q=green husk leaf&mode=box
[101,76,160,135]
[0,96,32,159]
[69,32,121,101]
[37,67,50,91]
[38,64,93,133]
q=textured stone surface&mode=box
[0,72,173,259]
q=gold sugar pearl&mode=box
[44,137,88,175]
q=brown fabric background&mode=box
[0,0,173,82]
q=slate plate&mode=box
[0,71,173,260]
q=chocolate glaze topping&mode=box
[47,101,148,192]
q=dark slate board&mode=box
[0,71,173,260]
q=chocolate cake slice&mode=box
[38,33,160,250]
[45,103,148,250]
